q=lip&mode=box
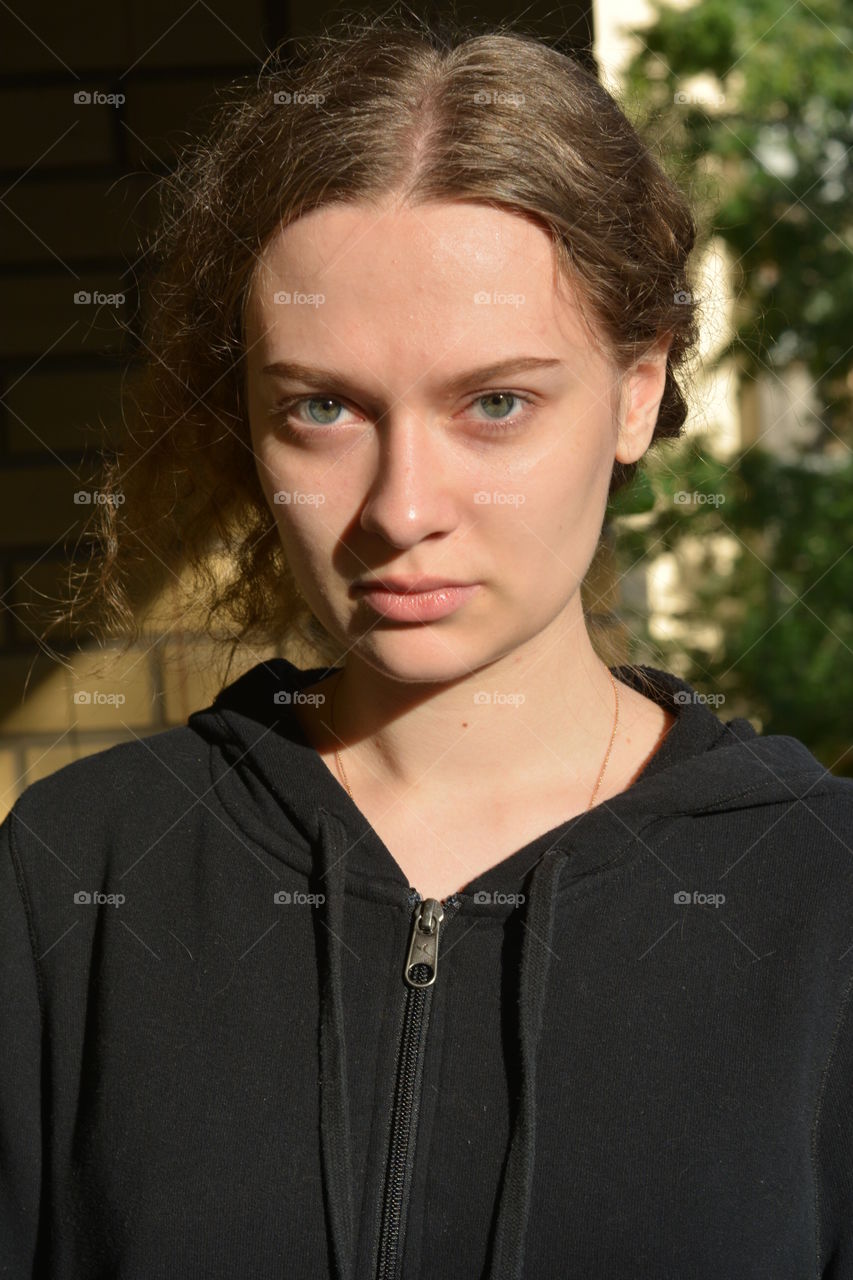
[354,576,476,594]
[357,582,481,622]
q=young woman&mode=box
[3,11,852,1279]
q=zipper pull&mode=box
[404,898,445,989]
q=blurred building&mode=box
[592,0,824,675]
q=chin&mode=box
[343,630,494,687]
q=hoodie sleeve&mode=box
[0,802,43,1275]
[816,972,853,1279]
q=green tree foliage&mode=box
[607,0,853,770]
[610,440,853,772]
[622,0,853,429]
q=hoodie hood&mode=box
[187,657,836,1280]
[190,657,834,891]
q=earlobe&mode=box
[613,339,671,465]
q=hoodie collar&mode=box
[190,657,834,907]
[189,656,835,1280]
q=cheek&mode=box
[268,501,336,589]
[253,439,323,518]
[511,460,608,557]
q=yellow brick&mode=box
[22,742,79,787]
[157,638,279,724]
[136,571,218,641]
[136,547,284,643]
[67,645,158,731]
[20,733,136,792]
[0,655,72,735]
[0,748,23,823]
[73,734,132,760]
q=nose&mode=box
[358,412,461,548]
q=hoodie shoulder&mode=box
[3,726,211,865]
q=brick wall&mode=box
[0,0,288,822]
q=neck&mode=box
[319,611,624,807]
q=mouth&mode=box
[354,578,478,595]
[354,582,482,621]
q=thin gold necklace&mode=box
[329,666,620,812]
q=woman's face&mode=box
[244,199,668,682]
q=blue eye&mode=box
[473,392,525,423]
[269,390,535,436]
[300,397,347,426]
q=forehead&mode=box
[255,199,556,285]
[244,200,602,366]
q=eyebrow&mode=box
[260,356,565,399]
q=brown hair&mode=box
[47,6,701,689]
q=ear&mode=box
[614,336,673,466]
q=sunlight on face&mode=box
[243,199,661,683]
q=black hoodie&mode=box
[1,657,852,1279]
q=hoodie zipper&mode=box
[373,889,463,1280]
